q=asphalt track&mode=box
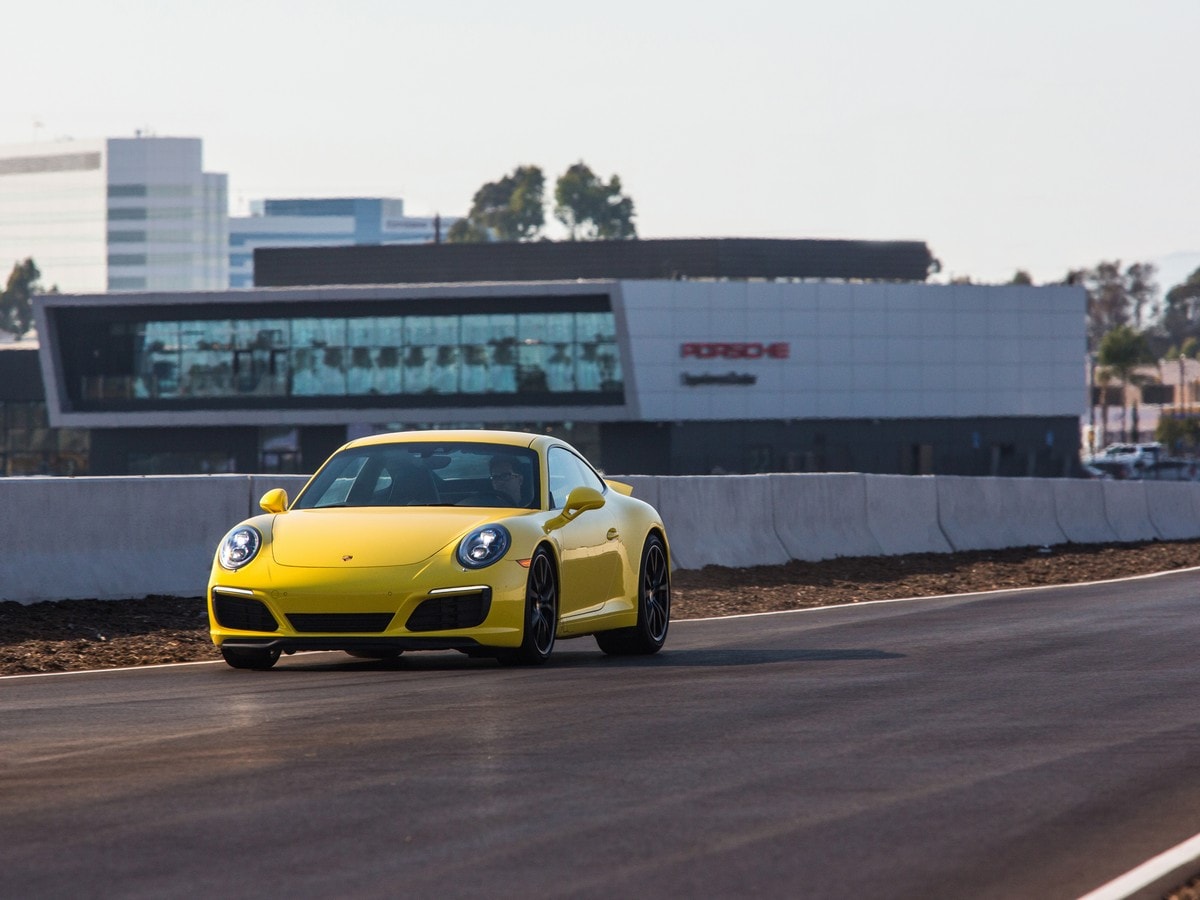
[3,573,1200,899]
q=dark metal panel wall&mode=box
[598,417,1081,478]
[255,238,935,287]
[0,349,44,401]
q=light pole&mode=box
[1088,353,1097,455]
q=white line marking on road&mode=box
[1077,829,1200,900]
[5,564,1200,679]
[0,658,224,680]
[676,563,1200,622]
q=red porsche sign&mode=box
[679,342,790,360]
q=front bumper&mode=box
[208,558,530,652]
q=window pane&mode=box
[179,321,232,396]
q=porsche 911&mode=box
[207,430,670,669]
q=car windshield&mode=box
[293,441,541,510]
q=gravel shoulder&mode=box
[3,539,1200,676]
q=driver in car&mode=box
[487,455,526,506]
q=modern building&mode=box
[27,237,1086,477]
[229,198,453,288]
[0,336,89,476]
[0,136,228,294]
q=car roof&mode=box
[340,429,556,454]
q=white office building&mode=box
[229,198,453,288]
[0,136,227,293]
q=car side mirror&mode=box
[564,486,605,517]
[543,486,606,533]
[259,488,289,514]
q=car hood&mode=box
[269,507,510,568]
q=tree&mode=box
[1164,336,1199,414]
[1160,266,1200,347]
[445,218,490,243]
[448,165,546,242]
[1156,413,1200,454]
[1098,324,1155,441]
[1069,260,1159,352]
[553,162,637,240]
[0,258,42,339]
[1009,270,1033,285]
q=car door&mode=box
[546,446,626,622]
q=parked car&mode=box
[1092,442,1164,466]
[1082,446,1199,481]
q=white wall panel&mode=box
[620,280,1084,423]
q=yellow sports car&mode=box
[207,430,671,669]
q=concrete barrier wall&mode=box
[2,473,1198,603]
[608,475,660,513]
[654,475,790,570]
[1101,481,1160,543]
[0,475,251,603]
[1051,480,1120,544]
[770,473,881,561]
[936,476,1067,552]
[863,475,953,556]
[1142,481,1200,541]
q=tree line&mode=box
[447,161,636,243]
[1055,259,1200,450]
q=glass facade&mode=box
[65,309,624,409]
[0,401,90,475]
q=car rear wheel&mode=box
[220,645,281,670]
[596,534,670,656]
[501,547,558,665]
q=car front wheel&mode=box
[501,547,558,665]
[220,645,281,670]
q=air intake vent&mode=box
[406,590,492,632]
[213,594,279,632]
[286,613,395,633]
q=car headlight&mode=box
[219,526,262,570]
[456,525,511,569]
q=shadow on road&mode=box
[261,645,904,673]
[585,647,905,667]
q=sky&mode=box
[5,0,1199,289]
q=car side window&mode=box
[547,447,605,510]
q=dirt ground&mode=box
[4,539,1200,676]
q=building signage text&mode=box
[680,342,790,360]
[681,372,757,387]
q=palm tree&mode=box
[1098,325,1154,442]
[1096,367,1114,447]
[1184,336,1199,414]
[1164,336,1198,414]
[1166,345,1184,413]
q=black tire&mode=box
[501,547,558,665]
[596,534,670,656]
[220,645,281,670]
